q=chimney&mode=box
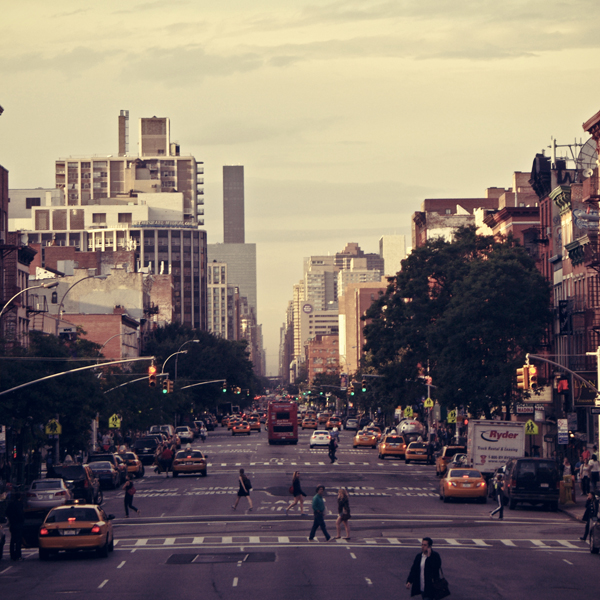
[118,110,129,156]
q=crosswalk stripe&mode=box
[557,540,579,548]
[500,540,516,546]
[278,536,290,543]
[164,538,176,545]
[192,537,204,544]
[532,540,550,548]
[446,539,462,545]
[473,539,491,546]
[135,539,148,546]
[387,538,401,544]
[249,536,260,543]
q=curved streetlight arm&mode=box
[97,331,137,363]
[57,274,108,319]
[175,339,200,380]
[162,350,188,375]
[0,281,59,321]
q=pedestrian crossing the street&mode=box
[111,535,589,551]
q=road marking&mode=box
[233,577,238,587]
[1,566,13,575]
[365,577,373,585]
[350,553,357,559]
[445,539,462,546]
[531,540,550,548]
[164,538,176,545]
[117,561,126,569]
[98,580,109,589]
[249,536,260,543]
[473,539,491,546]
[563,559,573,565]
[135,539,148,546]
[387,538,401,544]
[557,540,579,548]
[500,540,516,546]
[222,536,232,544]
[192,537,204,544]
[278,536,290,543]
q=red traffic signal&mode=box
[148,364,157,388]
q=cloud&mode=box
[0,46,110,76]
[113,0,190,15]
[51,8,90,18]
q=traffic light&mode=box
[222,382,227,393]
[529,365,538,389]
[349,382,355,396]
[516,366,529,390]
[361,379,367,392]
[148,364,157,388]
[162,379,169,394]
[167,379,174,394]
[235,387,241,395]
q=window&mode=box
[26,197,41,209]
[445,208,452,214]
[35,210,50,231]
[118,213,132,224]
[92,213,106,224]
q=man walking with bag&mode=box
[406,537,448,599]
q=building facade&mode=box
[223,165,245,244]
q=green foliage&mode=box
[363,227,551,418]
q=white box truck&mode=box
[467,420,526,476]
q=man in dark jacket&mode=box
[406,537,442,599]
[580,492,598,541]
[6,492,25,561]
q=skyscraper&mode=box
[223,165,245,243]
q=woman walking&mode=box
[123,477,140,517]
[590,454,600,492]
[334,487,351,539]
[580,459,591,496]
[286,471,307,515]
[232,468,253,511]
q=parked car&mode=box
[133,437,161,465]
[50,464,102,505]
[88,453,127,484]
[26,479,73,511]
[503,457,560,511]
[88,461,121,490]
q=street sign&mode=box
[447,409,456,424]
[516,403,534,414]
[109,414,122,429]
[557,418,568,445]
[404,406,413,418]
[524,420,538,435]
[424,398,434,409]
[45,419,62,435]
[591,407,600,415]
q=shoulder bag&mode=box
[432,567,450,600]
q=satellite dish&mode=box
[576,138,598,173]
[583,168,595,179]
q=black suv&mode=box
[50,464,103,505]
[133,437,160,465]
[88,453,127,485]
[504,457,560,511]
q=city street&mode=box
[2,426,598,600]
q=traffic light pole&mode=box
[525,353,599,395]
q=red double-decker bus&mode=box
[267,400,298,445]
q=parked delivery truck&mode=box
[467,420,526,476]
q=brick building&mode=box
[306,333,340,385]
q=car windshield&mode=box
[449,469,481,478]
[444,447,466,457]
[88,462,113,470]
[32,480,62,490]
[386,437,403,443]
[46,508,100,523]
[121,453,136,460]
[409,443,426,449]
[176,450,204,459]
[134,439,158,448]
[176,427,189,433]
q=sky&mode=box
[2,1,600,375]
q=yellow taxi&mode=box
[326,416,342,430]
[119,451,145,478]
[221,416,231,428]
[38,502,115,560]
[377,434,407,459]
[435,445,467,477]
[317,412,330,427]
[172,449,208,477]
[228,417,241,430]
[404,441,430,464]
[439,468,487,503]
[248,417,261,432]
[302,417,317,430]
[353,429,378,449]
[232,420,251,436]
[364,426,382,441]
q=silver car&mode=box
[27,478,73,510]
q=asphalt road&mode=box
[2,426,598,600]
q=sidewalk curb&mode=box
[558,505,582,522]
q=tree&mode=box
[363,227,551,418]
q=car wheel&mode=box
[550,501,559,512]
[97,537,110,558]
[443,491,449,503]
[39,548,51,561]
[439,491,443,501]
[109,536,114,552]
[0,541,3,560]
[591,530,599,554]
[509,499,517,510]
[140,466,145,477]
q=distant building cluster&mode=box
[279,106,600,455]
[0,113,264,376]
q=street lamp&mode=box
[98,331,137,360]
[55,274,108,335]
[0,281,60,322]
[175,339,200,380]
[162,350,189,377]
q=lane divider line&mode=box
[117,561,126,569]
[98,580,109,589]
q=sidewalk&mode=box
[559,499,583,522]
